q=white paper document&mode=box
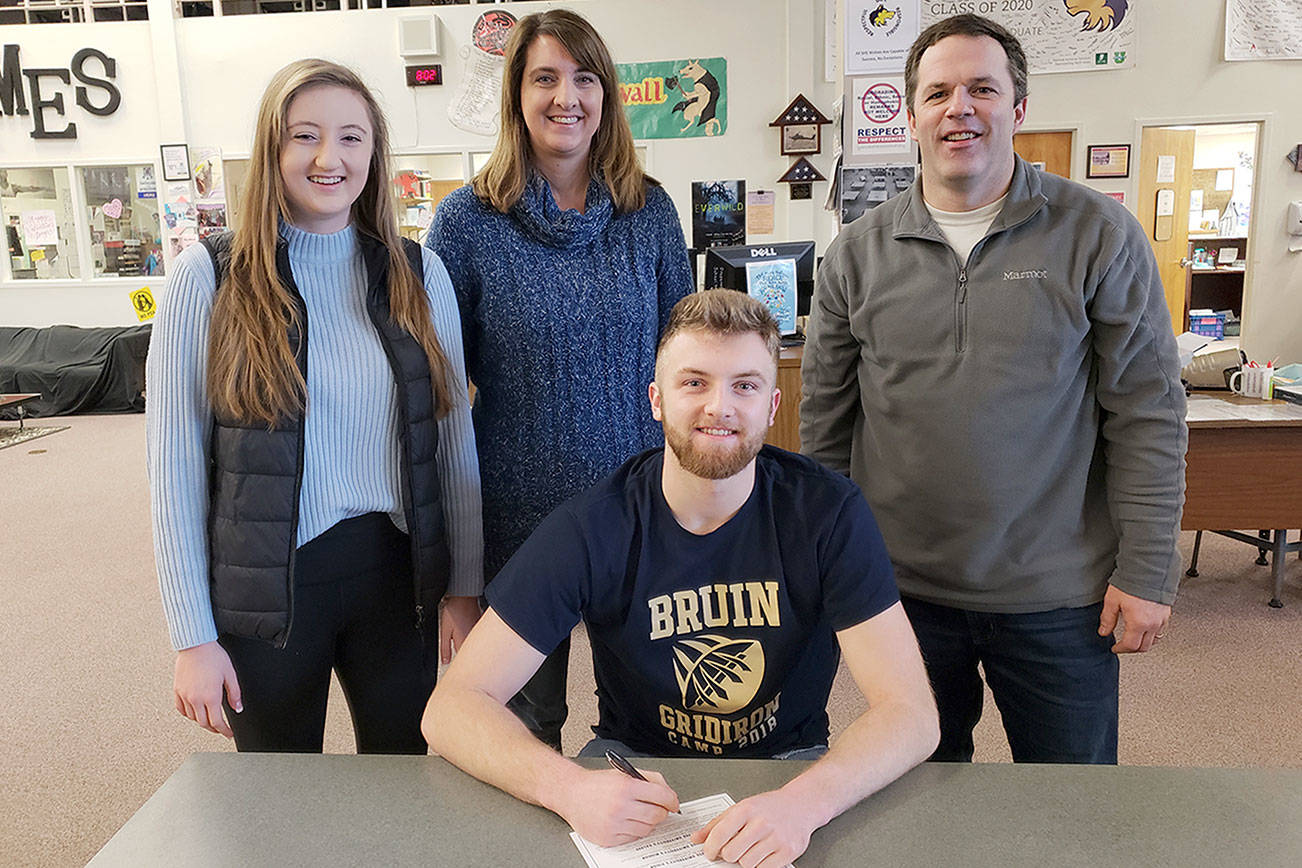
[1156,155,1176,183]
[569,794,795,868]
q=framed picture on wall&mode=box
[781,123,821,155]
[160,144,191,182]
[1086,144,1130,179]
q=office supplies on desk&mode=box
[1230,364,1274,399]
[1189,311,1228,339]
[1271,363,1302,404]
[1182,343,1243,389]
[1274,383,1302,405]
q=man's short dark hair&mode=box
[655,290,781,377]
[904,14,1029,111]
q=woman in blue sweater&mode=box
[427,10,693,750]
[148,60,482,752]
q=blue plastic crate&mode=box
[1189,312,1226,340]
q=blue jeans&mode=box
[577,737,828,761]
[900,596,1118,764]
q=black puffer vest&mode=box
[201,230,451,647]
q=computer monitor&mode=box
[702,242,816,337]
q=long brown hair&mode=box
[472,9,652,215]
[208,58,454,426]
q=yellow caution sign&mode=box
[130,287,157,322]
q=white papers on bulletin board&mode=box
[850,76,911,159]
[845,0,920,74]
[1189,189,1204,231]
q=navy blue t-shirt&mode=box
[486,446,899,758]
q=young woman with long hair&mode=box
[426,9,693,751]
[147,59,482,752]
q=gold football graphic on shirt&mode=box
[672,635,765,714]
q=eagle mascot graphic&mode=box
[1064,0,1128,32]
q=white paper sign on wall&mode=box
[21,210,58,246]
[851,76,911,158]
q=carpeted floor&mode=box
[1,414,1299,867]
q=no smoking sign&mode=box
[861,82,901,123]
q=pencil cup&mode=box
[1229,366,1273,400]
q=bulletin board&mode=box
[1190,167,1234,232]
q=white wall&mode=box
[2,0,1301,363]
[171,0,834,241]
[0,0,837,327]
[1016,0,1302,361]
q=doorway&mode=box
[1013,130,1073,179]
[1137,122,1260,339]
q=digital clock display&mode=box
[405,64,443,87]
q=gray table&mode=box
[90,753,1302,867]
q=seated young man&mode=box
[423,291,938,867]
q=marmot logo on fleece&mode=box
[1004,269,1049,280]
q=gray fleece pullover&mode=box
[801,157,1186,612]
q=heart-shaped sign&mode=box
[103,198,123,219]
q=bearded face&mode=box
[650,330,779,482]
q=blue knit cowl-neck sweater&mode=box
[428,174,692,578]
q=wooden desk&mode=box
[1184,392,1302,606]
[765,345,803,452]
[90,753,1302,867]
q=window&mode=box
[177,0,468,17]
[1,167,81,280]
[79,165,165,277]
[393,153,465,244]
[0,0,147,25]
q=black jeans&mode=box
[220,513,435,754]
[506,635,570,752]
[901,596,1119,764]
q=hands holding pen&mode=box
[553,749,680,847]
[604,750,814,867]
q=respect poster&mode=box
[850,76,912,159]
[617,58,727,139]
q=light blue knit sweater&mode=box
[147,223,483,650]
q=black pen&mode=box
[605,749,680,813]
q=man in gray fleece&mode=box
[800,14,1187,764]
